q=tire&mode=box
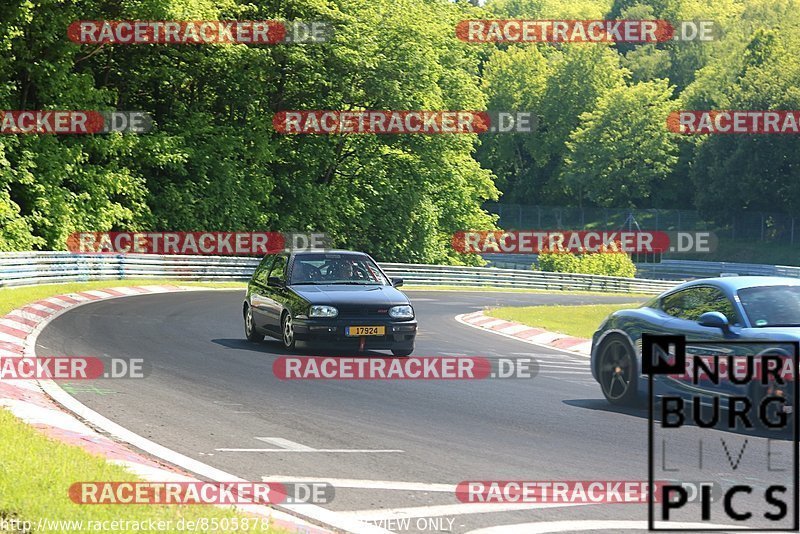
[597,334,639,405]
[281,311,296,350]
[391,347,414,357]
[244,304,264,342]
[749,352,793,432]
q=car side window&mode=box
[268,254,289,283]
[661,286,740,325]
[253,255,274,285]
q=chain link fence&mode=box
[485,203,798,244]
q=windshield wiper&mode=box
[758,323,800,327]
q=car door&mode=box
[262,253,289,332]
[659,285,743,395]
[249,255,275,330]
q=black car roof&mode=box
[292,249,367,256]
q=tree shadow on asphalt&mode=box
[563,398,794,441]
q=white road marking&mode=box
[44,296,78,307]
[110,459,197,482]
[217,437,404,453]
[480,319,509,329]
[465,520,742,533]
[26,302,59,313]
[7,309,47,322]
[535,363,588,369]
[261,476,455,492]
[539,370,591,375]
[80,290,117,299]
[499,324,534,335]
[0,318,34,333]
[0,331,25,344]
[109,286,146,295]
[0,399,95,434]
[526,332,566,344]
[256,437,316,450]
[216,448,404,453]
[340,502,586,520]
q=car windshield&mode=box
[737,285,800,327]
[290,253,389,286]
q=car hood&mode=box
[290,284,410,306]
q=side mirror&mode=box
[391,277,404,288]
[267,276,284,287]
[698,311,729,329]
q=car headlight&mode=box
[309,305,338,318]
[389,305,414,319]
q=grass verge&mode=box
[0,411,281,533]
[485,302,642,339]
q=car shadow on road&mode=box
[211,338,391,358]
[564,398,649,418]
[563,398,794,441]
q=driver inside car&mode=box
[327,259,355,281]
[294,261,322,282]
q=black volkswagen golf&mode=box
[243,250,417,356]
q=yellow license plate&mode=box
[346,326,385,337]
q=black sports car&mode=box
[591,276,797,411]
[243,250,417,356]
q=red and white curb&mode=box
[1,284,389,534]
[455,311,592,357]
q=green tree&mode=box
[560,79,679,207]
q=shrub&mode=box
[534,247,636,278]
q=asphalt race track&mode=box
[35,290,795,533]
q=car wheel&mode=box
[281,311,296,350]
[244,304,264,342]
[392,347,413,357]
[749,351,793,431]
[598,335,639,405]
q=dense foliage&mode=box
[2,0,798,262]
[535,248,637,277]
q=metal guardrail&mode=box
[635,260,800,280]
[0,252,680,294]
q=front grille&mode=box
[337,305,390,317]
